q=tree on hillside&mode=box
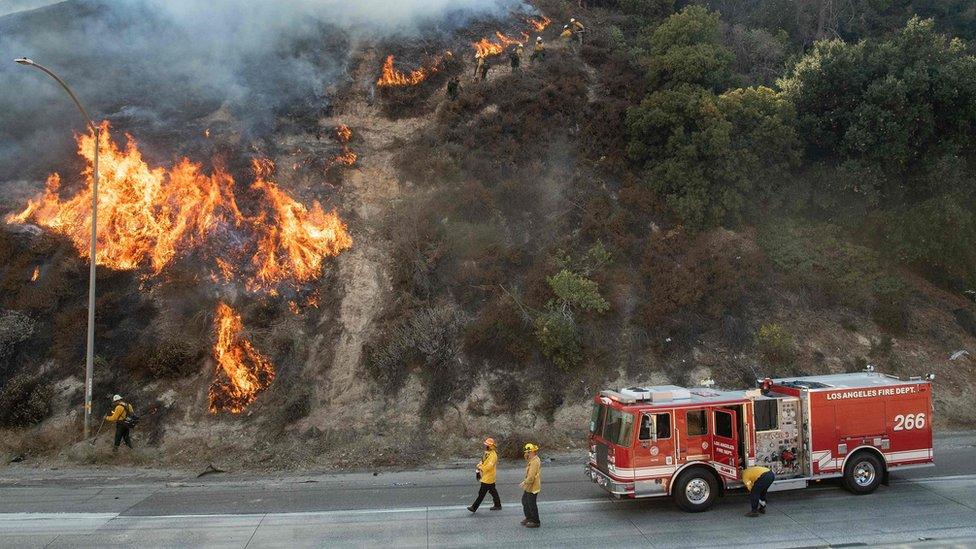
[697,0,976,45]
[626,83,799,227]
[638,5,734,90]
[780,17,976,199]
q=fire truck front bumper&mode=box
[584,464,633,497]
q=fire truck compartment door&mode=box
[711,409,739,481]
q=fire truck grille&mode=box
[595,442,609,473]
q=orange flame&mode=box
[30,267,40,282]
[5,123,352,293]
[247,159,353,292]
[526,15,551,32]
[208,301,275,414]
[335,124,352,143]
[377,55,442,87]
[331,151,358,166]
[473,32,526,59]
[473,38,504,59]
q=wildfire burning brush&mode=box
[474,31,529,58]
[330,124,357,167]
[208,301,275,414]
[6,123,353,413]
[376,54,447,87]
[6,123,352,293]
[525,15,552,32]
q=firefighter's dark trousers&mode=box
[471,482,501,510]
[749,471,775,511]
[521,491,540,524]
[114,424,133,449]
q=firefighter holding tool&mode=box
[467,438,502,512]
[742,465,775,517]
[105,394,136,452]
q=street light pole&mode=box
[15,58,99,440]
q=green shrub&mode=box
[534,310,582,371]
[757,323,795,365]
[533,268,611,372]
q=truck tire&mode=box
[672,468,718,512]
[843,452,884,494]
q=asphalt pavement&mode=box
[0,432,974,548]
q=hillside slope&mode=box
[2,0,975,470]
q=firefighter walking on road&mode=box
[520,443,542,528]
[467,438,502,512]
[105,394,135,452]
[742,465,775,517]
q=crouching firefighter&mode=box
[105,395,138,452]
[467,438,502,512]
[742,465,775,517]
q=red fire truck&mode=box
[585,369,934,511]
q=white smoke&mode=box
[0,0,527,185]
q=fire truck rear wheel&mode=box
[842,452,884,494]
[672,468,718,512]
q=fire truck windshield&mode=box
[601,408,635,446]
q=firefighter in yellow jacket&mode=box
[570,18,586,46]
[742,465,775,517]
[105,394,135,452]
[520,443,542,528]
[467,438,502,512]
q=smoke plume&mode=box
[0,0,524,186]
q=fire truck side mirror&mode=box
[926,373,935,381]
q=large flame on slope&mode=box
[6,123,352,293]
[377,54,438,87]
[525,15,551,32]
[474,31,529,59]
[208,301,275,413]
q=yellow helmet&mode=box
[484,437,496,447]
[523,442,540,453]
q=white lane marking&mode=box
[0,499,619,523]
[0,513,118,522]
[0,472,973,523]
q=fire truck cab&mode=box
[585,370,934,511]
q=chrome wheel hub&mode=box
[686,478,710,504]
[854,461,876,487]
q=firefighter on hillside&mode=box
[530,37,545,64]
[446,76,461,101]
[474,55,484,79]
[570,18,586,46]
[105,394,135,452]
[467,438,502,512]
[519,443,542,528]
[509,46,521,73]
[742,465,776,517]
[478,57,490,81]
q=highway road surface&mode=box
[0,432,974,548]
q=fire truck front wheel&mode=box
[672,468,719,512]
[842,452,884,494]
